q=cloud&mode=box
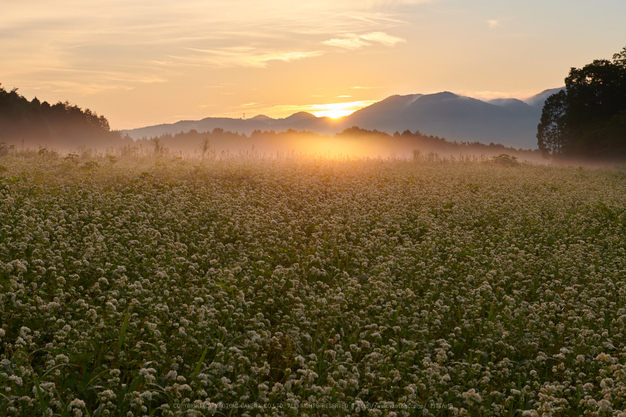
[2,62,167,96]
[361,32,405,46]
[487,19,501,28]
[323,36,370,49]
[1,0,417,96]
[324,31,405,49]
[177,47,324,68]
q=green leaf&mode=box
[117,308,132,355]
[32,370,50,414]
[191,346,209,381]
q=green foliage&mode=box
[37,147,59,160]
[0,142,12,157]
[490,154,519,166]
[538,46,626,159]
[80,161,100,171]
[64,153,80,164]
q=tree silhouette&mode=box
[537,91,567,156]
[0,84,128,150]
[200,137,211,159]
[538,47,626,158]
[151,137,164,155]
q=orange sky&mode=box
[2,0,625,129]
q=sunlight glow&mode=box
[309,100,377,118]
[314,109,354,118]
[251,100,378,120]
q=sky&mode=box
[2,0,625,129]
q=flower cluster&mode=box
[2,154,626,416]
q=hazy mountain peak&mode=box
[431,91,459,99]
[524,87,565,108]
[347,94,422,119]
[413,91,466,105]
[488,98,534,113]
[385,93,423,103]
[283,111,316,121]
[488,98,527,106]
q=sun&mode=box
[313,109,353,118]
[310,100,377,119]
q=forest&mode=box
[0,85,130,152]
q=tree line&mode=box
[133,125,539,161]
[538,47,626,159]
[0,85,129,151]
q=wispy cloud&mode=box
[2,0,414,93]
[361,32,406,46]
[487,19,501,28]
[323,37,370,50]
[0,0,426,127]
[4,63,167,96]
[324,32,405,49]
[175,47,324,68]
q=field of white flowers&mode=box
[2,153,626,416]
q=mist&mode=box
[127,127,544,164]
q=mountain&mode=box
[523,87,565,108]
[488,98,532,111]
[250,114,271,120]
[122,112,341,140]
[343,91,543,148]
[341,94,423,126]
[121,88,564,149]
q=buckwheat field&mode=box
[2,154,626,417]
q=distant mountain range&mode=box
[121,88,564,149]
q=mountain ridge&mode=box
[121,88,564,149]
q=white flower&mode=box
[70,399,85,408]
[55,354,70,364]
[8,375,23,386]
[462,388,482,403]
[598,399,612,412]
